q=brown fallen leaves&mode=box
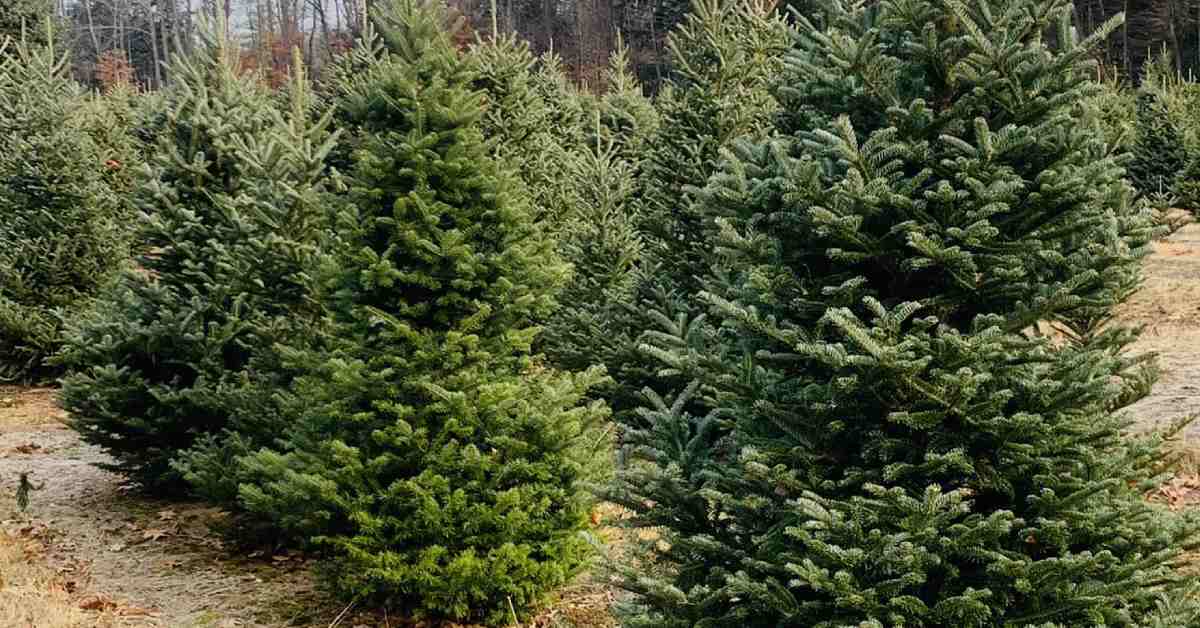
[1153,474,1200,510]
[0,522,156,625]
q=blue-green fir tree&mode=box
[0,30,128,380]
[57,24,336,492]
[609,1,1200,626]
[229,1,609,623]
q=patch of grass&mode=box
[0,528,119,627]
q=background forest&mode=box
[13,0,1200,92]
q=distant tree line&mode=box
[5,0,1200,92]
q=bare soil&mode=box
[1121,222,1200,435]
[9,223,1200,627]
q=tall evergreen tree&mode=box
[583,0,790,425]
[57,23,336,491]
[609,2,1200,626]
[541,125,644,393]
[635,0,791,297]
[466,32,584,226]
[593,40,659,169]
[0,30,127,380]
[1129,90,1188,197]
[230,1,608,623]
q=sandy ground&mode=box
[1121,222,1200,436]
[7,224,1200,627]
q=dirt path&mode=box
[1122,222,1200,436]
[5,224,1200,627]
[0,390,339,628]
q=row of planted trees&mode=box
[4,0,1200,625]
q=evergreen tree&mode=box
[230,1,608,622]
[580,0,789,425]
[541,124,645,404]
[0,0,53,51]
[1176,153,1200,213]
[0,30,127,380]
[57,24,335,491]
[466,33,583,226]
[635,0,791,297]
[610,2,1200,626]
[593,40,659,169]
[1129,90,1187,198]
[79,83,146,220]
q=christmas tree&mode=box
[592,41,659,170]
[230,1,608,623]
[466,32,585,227]
[581,0,790,425]
[0,29,127,380]
[611,2,1200,625]
[1129,90,1188,198]
[58,23,335,492]
[0,1,53,52]
[635,0,790,297]
[541,122,644,399]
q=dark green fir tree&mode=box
[0,30,128,380]
[592,40,659,170]
[1129,90,1188,199]
[583,0,790,425]
[0,1,54,52]
[57,24,336,491]
[609,2,1200,626]
[230,1,609,623]
[466,32,584,226]
[635,0,790,297]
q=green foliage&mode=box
[466,33,585,226]
[636,0,791,297]
[1081,70,1136,157]
[229,1,609,622]
[78,83,146,216]
[0,0,54,51]
[0,33,128,380]
[573,0,790,424]
[541,127,644,396]
[592,41,659,168]
[609,1,1200,625]
[1130,90,1189,198]
[57,23,335,491]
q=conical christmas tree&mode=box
[635,0,790,297]
[58,23,335,492]
[0,29,128,380]
[231,1,608,623]
[1129,90,1188,198]
[611,2,1200,626]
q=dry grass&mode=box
[0,387,66,432]
[0,527,119,628]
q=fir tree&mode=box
[466,32,583,226]
[231,1,608,622]
[57,24,335,491]
[1128,89,1187,199]
[583,0,790,424]
[635,0,790,297]
[0,30,127,380]
[541,122,645,409]
[593,40,659,169]
[0,1,53,52]
[610,2,1200,626]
